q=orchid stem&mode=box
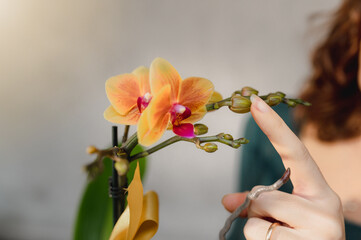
[206,98,231,111]
[129,136,182,161]
[123,132,138,154]
[129,134,249,162]
[122,125,130,143]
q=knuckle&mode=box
[321,220,344,240]
[278,137,309,161]
[315,212,344,240]
[322,190,343,214]
[330,191,342,205]
[294,141,311,162]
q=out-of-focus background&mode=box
[0,0,340,239]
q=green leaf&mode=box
[73,145,147,240]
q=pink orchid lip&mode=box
[137,92,152,113]
[169,104,195,138]
[170,104,191,125]
[172,123,195,138]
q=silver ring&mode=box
[265,222,281,240]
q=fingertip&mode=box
[221,193,233,207]
[222,192,249,214]
[250,94,270,113]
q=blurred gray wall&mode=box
[0,0,339,239]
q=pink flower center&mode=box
[137,92,152,113]
[170,104,191,126]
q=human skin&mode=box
[222,94,345,240]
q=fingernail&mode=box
[250,94,269,113]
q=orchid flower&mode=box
[109,163,159,240]
[104,66,151,125]
[137,58,216,146]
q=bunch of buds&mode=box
[206,86,310,114]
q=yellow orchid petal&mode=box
[132,66,150,96]
[137,107,171,146]
[137,85,173,146]
[109,207,130,240]
[208,91,223,104]
[182,106,207,124]
[106,73,142,115]
[104,105,140,125]
[109,163,159,240]
[147,85,173,128]
[178,77,214,113]
[150,58,181,102]
[127,162,144,240]
[133,191,159,240]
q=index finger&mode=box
[250,94,330,198]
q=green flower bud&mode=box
[194,123,208,135]
[115,159,129,176]
[284,99,297,107]
[232,141,241,148]
[266,94,283,106]
[275,91,286,98]
[223,134,233,140]
[240,87,259,97]
[229,95,251,113]
[86,145,99,154]
[203,143,218,153]
[236,138,249,144]
[232,138,249,148]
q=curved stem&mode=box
[123,132,138,154]
[206,98,231,111]
[122,125,130,143]
[129,134,249,162]
[219,168,291,240]
[129,136,182,161]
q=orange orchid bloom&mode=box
[104,66,152,125]
[137,58,215,146]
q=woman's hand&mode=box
[222,95,345,240]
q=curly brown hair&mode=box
[297,0,361,142]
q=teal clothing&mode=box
[226,104,361,240]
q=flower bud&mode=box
[115,159,129,176]
[86,145,99,154]
[240,87,259,97]
[223,134,233,140]
[229,95,251,113]
[284,99,297,107]
[203,143,218,153]
[232,138,250,148]
[193,123,208,135]
[266,94,282,106]
[275,91,286,98]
